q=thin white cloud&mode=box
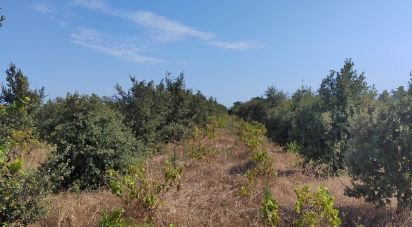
[130,10,216,42]
[71,0,261,51]
[33,4,56,14]
[209,41,263,51]
[73,1,215,42]
[70,28,163,64]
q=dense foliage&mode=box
[231,59,374,171]
[113,73,226,144]
[294,185,341,227]
[0,64,44,144]
[345,85,412,208]
[37,94,143,191]
[0,164,48,225]
[317,60,374,169]
[0,92,48,225]
[0,64,228,224]
[232,59,412,210]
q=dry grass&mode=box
[33,121,412,226]
[21,145,50,172]
[32,191,122,227]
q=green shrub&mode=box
[184,117,226,159]
[288,92,333,167]
[107,156,182,221]
[238,121,276,196]
[346,89,412,208]
[261,186,280,226]
[286,141,301,153]
[204,114,227,139]
[316,59,374,171]
[232,60,375,173]
[239,170,256,197]
[230,97,269,124]
[0,64,45,142]
[113,74,226,144]
[294,185,341,227]
[0,162,48,225]
[230,87,290,145]
[240,149,277,198]
[266,98,292,145]
[99,208,128,227]
[0,96,48,226]
[8,128,40,152]
[107,162,159,209]
[163,153,183,190]
[239,121,267,151]
[38,93,144,191]
[251,149,277,178]
[0,97,31,145]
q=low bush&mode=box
[239,121,267,151]
[239,121,277,196]
[251,149,277,177]
[184,115,227,160]
[286,141,301,153]
[107,155,183,222]
[261,186,280,226]
[0,158,48,225]
[294,185,341,227]
[99,208,129,227]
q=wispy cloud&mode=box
[33,4,56,14]
[72,0,261,51]
[209,41,263,51]
[70,28,163,64]
[131,10,216,42]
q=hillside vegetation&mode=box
[1,60,412,226]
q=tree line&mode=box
[231,59,412,209]
[0,64,225,225]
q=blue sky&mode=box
[1,0,412,106]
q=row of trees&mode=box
[0,64,225,225]
[231,59,412,209]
